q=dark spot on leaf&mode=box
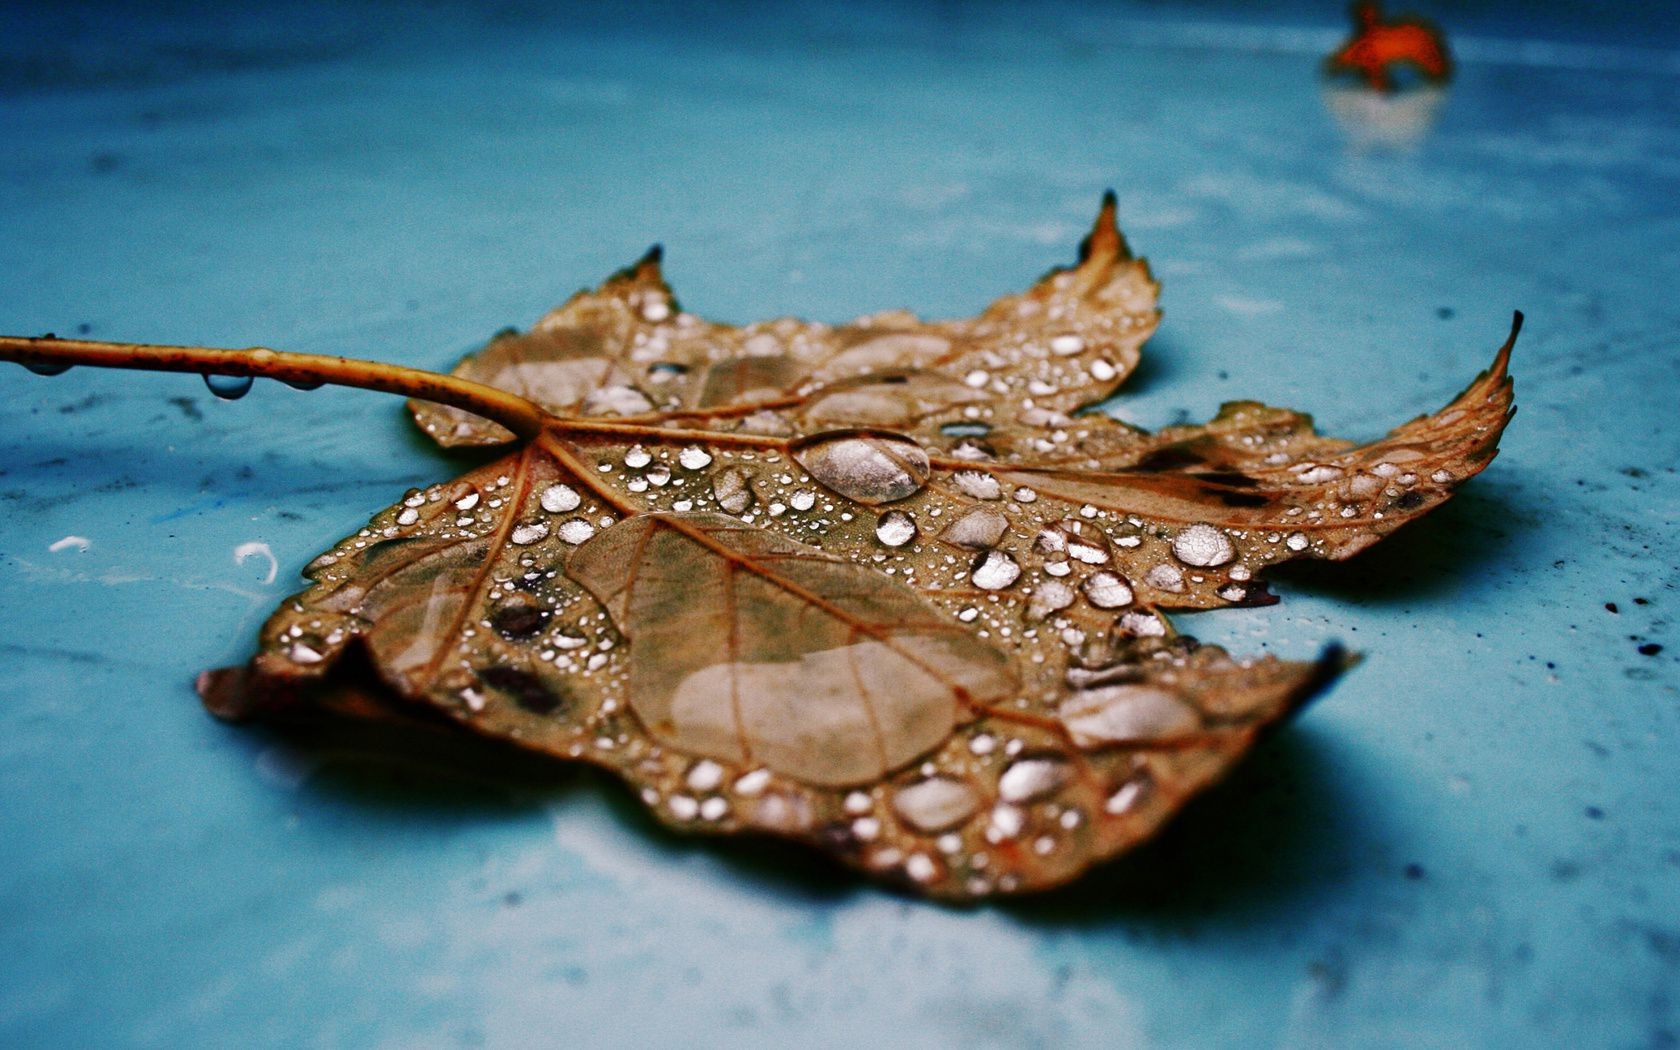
[1133,445,1206,471]
[1392,491,1426,510]
[480,666,566,715]
[1194,470,1260,488]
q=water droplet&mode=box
[999,757,1068,802]
[969,550,1021,590]
[789,489,816,512]
[1013,486,1038,503]
[1050,334,1085,356]
[941,508,1008,550]
[624,446,652,469]
[791,431,930,505]
[733,769,771,797]
[511,522,549,545]
[540,484,581,513]
[669,795,700,820]
[396,508,419,526]
[558,519,596,545]
[1285,532,1310,552]
[1144,564,1185,593]
[282,377,324,390]
[1431,469,1454,484]
[678,446,713,470]
[1027,579,1076,620]
[953,471,1002,500]
[893,777,980,833]
[686,760,725,792]
[642,299,671,323]
[1172,523,1235,567]
[699,796,729,821]
[1105,778,1149,815]
[904,853,939,883]
[711,466,754,514]
[202,373,254,400]
[1117,610,1167,637]
[1082,571,1133,608]
[23,361,73,376]
[875,510,917,547]
[646,464,672,487]
[455,491,481,511]
[1060,685,1199,746]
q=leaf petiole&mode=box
[0,334,547,440]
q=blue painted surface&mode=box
[2,3,1677,1046]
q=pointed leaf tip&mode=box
[1077,191,1123,266]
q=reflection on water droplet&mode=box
[624,445,652,469]
[282,377,324,390]
[455,492,480,511]
[999,757,1067,802]
[970,550,1021,590]
[1144,564,1185,592]
[24,361,73,376]
[953,471,1001,500]
[712,467,754,514]
[646,465,672,487]
[942,508,1008,550]
[1027,578,1076,620]
[1169,520,1236,564]
[541,484,581,513]
[789,489,816,512]
[558,518,596,544]
[893,777,979,832]
[511,522,549,545]
[1082,571,1133,609]
[792,431,930,505]
[875,510,916,547]
[678,446,712,470]
[203,373,254,400]
[1060,685,1199,746]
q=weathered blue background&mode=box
[2,2,1676,1046]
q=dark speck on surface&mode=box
[1586,806,1606,820]
[168,396,203,421]
[1639,643,1664,656]
[1437,306,1455,319]
[1606,602,1620,614]
[1403,863,1426,880]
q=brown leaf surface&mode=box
[200,195,1517,897]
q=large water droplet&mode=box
[558,519,597,544]
[1081,571,1133,609]
[969,550,1021,590]
[1027,578,1076,621]
[893,778,979,833]
[541,483,581,513]
[952,471,1002,500]
[24,361,73,376]
[203,373,254,400]
[712,467,754,514]
[1059,685,1200,747]
[510,522,549,545]
[1172,523,1235,567]
[874,510,916,547]
[941,508,1008,550]
[624,446,652,469]
[791,431,929,505]
[998,757,1068,803]
[678,446,713,470]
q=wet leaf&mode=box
[4,192,1516,898]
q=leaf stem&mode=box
[0,334,547,440]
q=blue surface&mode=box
[2,3,1678,1046]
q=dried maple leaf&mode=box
[0,195,1518,898]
